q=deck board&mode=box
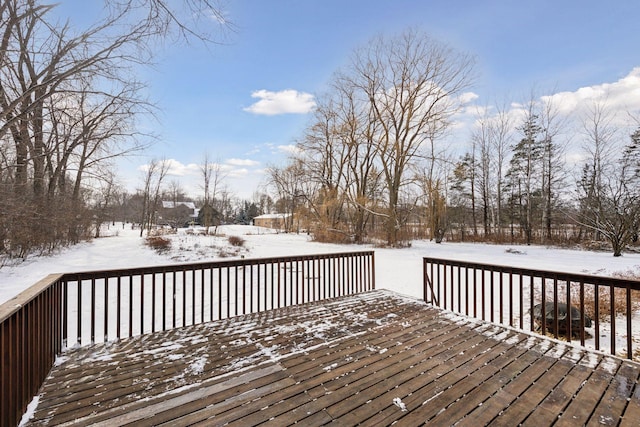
[25,289,640,426]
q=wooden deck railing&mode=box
[423,257,640,360]
[0,251,374,427]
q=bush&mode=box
[311,228,353,244]
[146,236,171,254]
[228,236,245,247]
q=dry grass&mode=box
[312,228,353,244]
[566,268,640,321]
[145,236,171,254]
[228,236,245,247]
[536,269,640,323]
[580,287,640,320]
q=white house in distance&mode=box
[252,213,292,231]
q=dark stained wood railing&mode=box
[0,251,374,427]
[423,257,640,360]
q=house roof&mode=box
[162,201,196,210]
[253,213,291,219]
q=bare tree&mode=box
[347,29,475,246]
[471,109,492,237]
[91,172,121,238]
[538,94,567,242]
[0,0,230,258]
[575,101,640,256]
[488,102,513,239]
[266,160,310,233]
[139,158,169,236]
[199,153,226,231]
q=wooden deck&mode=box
[25,289,640,426]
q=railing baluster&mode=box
[209,267,214,321]
[182,270,187,327]
[141,274,145,335]
[566,281,573,342]
[627,285,633,359]
[594,282,600,351]
[91,278,96,345]
[117,276,121,340]
[499,270,504,325]
[579,280,585,346]
[234,265,239,317]
[248,264,252,313]
[129,275,133,338]
[104,277,109,342]
[610,283,616,356]
[518,272,523,330]
[172,271,177,329]
[162,272,167,331]
[553,275,559,339]
[508,271,513,328]
[192,269,196,325]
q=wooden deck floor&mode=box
[26,289,640,426]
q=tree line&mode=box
[268,30,640,256]
[0,0,226,261]
[2,2,638,263]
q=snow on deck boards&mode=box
[26,289,640,426]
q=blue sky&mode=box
[55,1,640,199]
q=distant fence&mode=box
[423,257,640,360]
[0,251,374,427]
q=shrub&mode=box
[228,236,245,247]
[146,236,171,254]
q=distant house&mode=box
[252,213,292,231]
[160,201,198,227]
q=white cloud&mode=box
[137,159,200,177]
[135,158,265,200]
[543,67,640,120]
[243,89,316,115]
[458,91,479,105]
[166,159,201,177]
[277,144,300,155]
[226,158,260,167]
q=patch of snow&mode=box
[189,356,207,375]
[18,395,39,427]
[547,344,567,359]
[580,352,601,369]
[600,357,619,375]
[524,336,538,349]
[323,363,338,372]
[393,397,407,411]
[422,390,444,405]
[54,355,69,367]
[504,334,522,346]
[143,342,183,355]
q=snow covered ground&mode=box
[2,223,640,357]
[2,223,639,305]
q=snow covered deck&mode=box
[26,289,640,426]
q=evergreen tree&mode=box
[504,114,544,244]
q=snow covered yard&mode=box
[2,223,640,358]
[3,223,640,305]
